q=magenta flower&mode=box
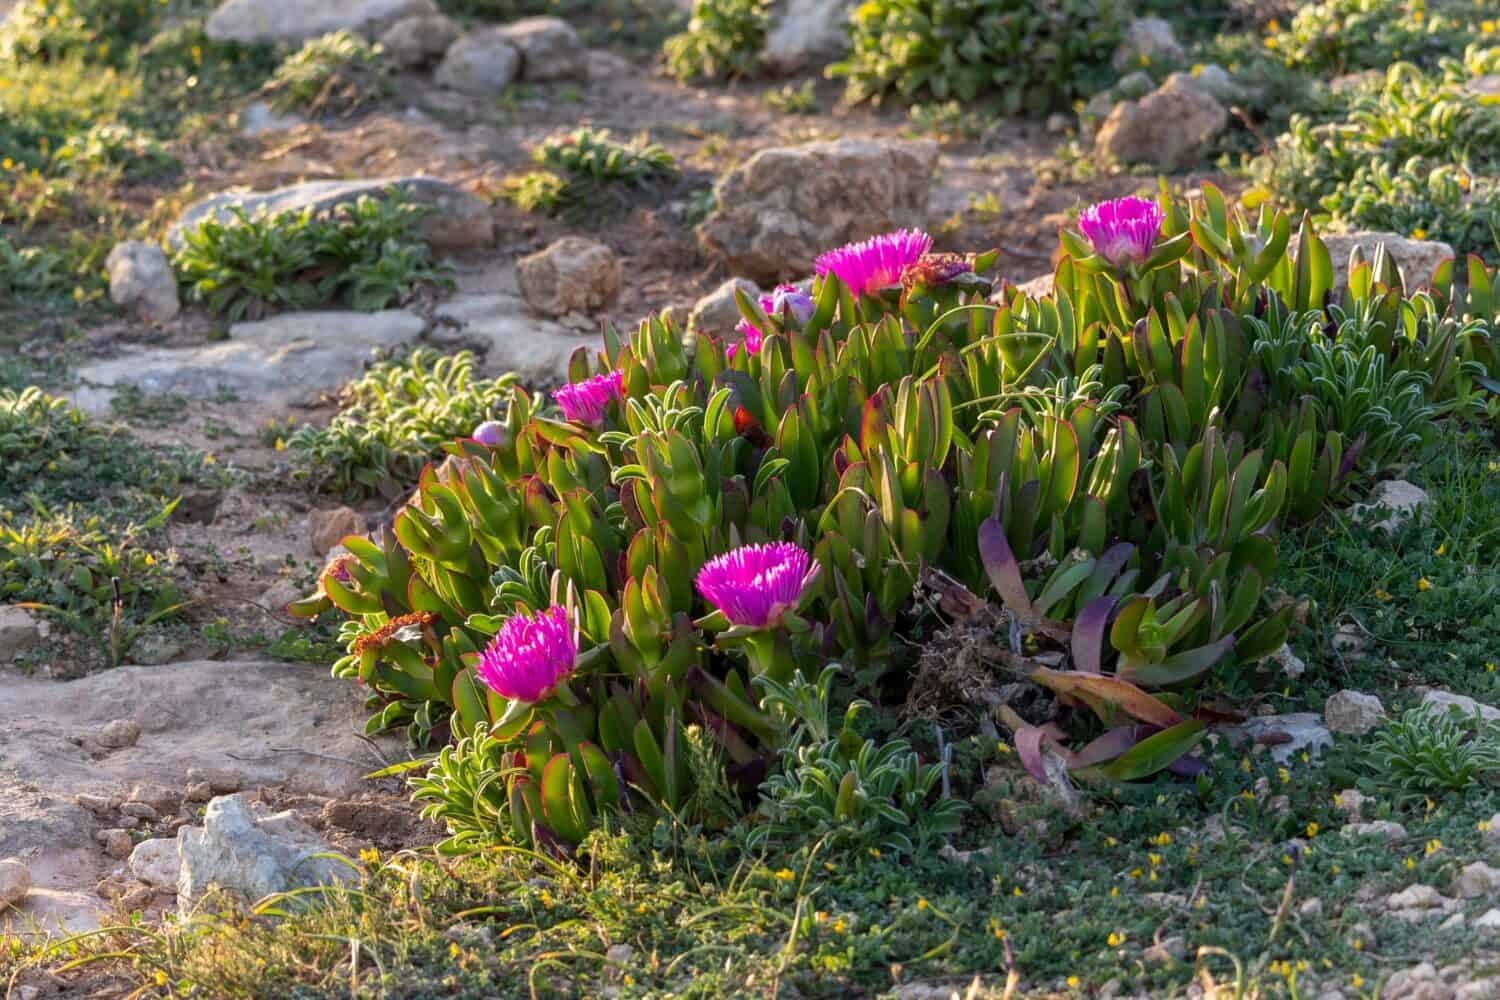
[471,420,505,446]
[764,284,814,325]
[1078,196,1164,267]
[815,229,933,296]
[727,319,764,361]
[696,542,817,628]
[475,605,578,703]
[554,370,624,425]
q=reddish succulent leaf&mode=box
[979,517,1034,619]
[1070,725,1152,768]
[1071,595,1117,674]
[1030,668,1184,728]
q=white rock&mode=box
[435,29,521,95]
[0,859,30,912]
[1333,788,1367,820]
[1221,713,1331,763]
[1350,479,1430,532]
[239,101,305,136]
[1454,861,1500,899]
[177,794,352,907]
[97,719,141,749]
[1096,74,1227,171]
[205,0,439,44]
[517,237,621,318]
[763,0,853,73]
[1475,908,1500,930]
[1422,689,1500,722]
[689,278,761,336]
[1324,690,1386,735]
[106,241,180,322]
[1271,644,1307,678]
[1386,884,1445,910]
[100,829,134,860]
[377,13,459,68]
[1112,16,1185,72]
[1321,233,1454,290]
[1383,962,1452,1000]
[129,838,181,891]
[431,293,583,383]
[0,605,42,661]
[498,17,586,82]
[1343,820,1408,843]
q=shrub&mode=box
[0,0,161,64]
[1255,54,1500,261]
[171,190,455,321]
[51,122,178,180]
[505,126,677,218]
[1266,0,1488,76]
[287,349,518,500]
[263,31,392,117]
[1368,705,1500,803]
[663,0,769,81]
[290,190,1499,853]
[830,0,1128,113]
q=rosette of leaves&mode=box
[663,0,770,81]
[508,127,677,220]
[263,30,392,117]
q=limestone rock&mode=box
[378,13,459,68]
[71,310,424,417]
[0,605,42,661]
[205,0,439,44]
[1343,820,1408,843]
[1422,689,1500,723]
[763,0,853,73]
[1476,908,1500,930]
[689,278,761,336]
[1350,479,1429,533]
[697,138,939,285]
[1454,861,1500,899]
[99,829,134,860]
[129,838,181,891]
[498,17,586,82]
[1096,74,1228,171]
[516,237,621,317]
[0,859,30,912]
[168,176,493,253]
[1321,232,1454,289]
[435,29,521,95]
[309,507,365,556]
[1112,16,1185,72]
[1271,644,1307,678]
[430,293,581,383]
[1221,713,1332,763]
[1324,690,1386,735]
[1384,962,1454,1000]
[97,719,141,749]
[1386,884,1445,910]
[177,794,351,906]
[106,241,180,322]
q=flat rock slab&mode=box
[434,292,585,383]
[167,176,494,252]
[0,659,397,934]
[205,0,439,44]
[71,309,422,417]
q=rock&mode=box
[1220,713,1332,763]
[1384,962,1454,1000]
[1096,74,1228,171]
[173,487,225,526]
[239,101,305,136]
[1045,112,1070,134]
[168,176,493,253]
[97,719,142,749]
[516,237,621,318]
[71,310,424,418]
[0,605,42,661]
[762,0,853,73]
[1270,644,1306,678]
[435,28,521,95]
[309,507,365,556]
[377,13,459,69]
[1476,909,1500,930]
[128,631,184,667]
[0,859,31,911]
[120,802,159,822]
[205,0,439,44]
[497,17,586,82]
[1011,273,1055,300]
[177,794,352,906]
[1324,690,1386,735]
[129,838,181,891]
[1333,788,1367,820]
[1189,64,1245,104]
[1350,479,1429,532]
[1386,884,1446,910]
[99,829,134,860]
[430,292,582,382]
[186,768,245,796]
[185,783,214,803]
[1143,935,1186,963]
[1114,71,1153,101]
[1112,16,1185,72]
[1454,861,1500,899]
[689,278,761,336]
[106,241,180,323]
[697,138,939,285]
[1321,232,1454,289]
[1331,622,1368,655]
[1422,690,1500,723]
[1299,897,1323,917]
[1343,820,1408,843]
[1487,814,1500,843]
[76,794,117,816]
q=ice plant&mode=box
[901,252,974,290]
[471,420,505,446]
[727,319,764,361]
[696,542,815,629]
[1078,196,1164,267]
[764,283,815,324]
[554,370,624,425]
[475,605,577,703]
[815,229,933,295]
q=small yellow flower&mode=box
[1406,857,1417,870]
[917,897,929,910]
[996,741,1011,755]
[833,918,847,934]
[1129,868,1144,879]
[814,910,827,924]
[1375,588,1392,601]
[1353,938,1364,951]
[1282,853,1294,866]
[1306,822,1319,838]
[1479,820,1494,833]
[1107,931,1125,947]
[1104,836,1118,847]
[1418,577,1431,592]
[1426,838,1442,856]
[1278,767,1291,784]
[774,868,796,882]
[1332,863,1340,874]
[1483,19,1496,34]
[992,922,1007,940]
[1352,974,1364,989]
[1267,18,1281,31]
[1489,460,1499,472]
[1412,228,1428,240]
[1436,542,1446,556]
[1110,886,1120,898]
[449,942,462,958]
[1012,886,1023,897]
[1152,832,1173,847]
[868,847,881,859]
[358,847,380,865]
[1068,976,1081,988]
[1149,853,1162,867]
[1487,663,1496,674]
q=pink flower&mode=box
[1078,196,1164,267]
[554,370,624,425]
[764,284,814,324]
[815,229,933,296]
[471,420,506,446]
[475,605,577,703]
[695,542,817,628]
[727,319,764,361]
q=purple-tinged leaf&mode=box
[979,517,1034,620]
[1088,720,1207,782]
[1014,725,1050,782]
[1071,595,1117,674]
[1070,725,1152,769]
[1167,754,1208,777]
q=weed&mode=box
[263,31,391,117]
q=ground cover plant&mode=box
[503,126,678,219]
[261,30,392,118]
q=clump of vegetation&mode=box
[171,190,455,321]
[0,0,162,64]
[663,0,769,81]
[503,126,677,218]
[1368,705,1500,803]
[1266,0,1489,75]
[263,31,392,117]
[831,0,1128,112]
[1256,52,1500,260]
[286,349,517,500]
